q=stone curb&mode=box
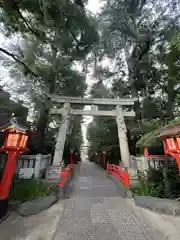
[133,195,180,216]
[106,173,133,198]
[17,201,65,240]
[18,169,74,217]
[18,195,58,216]
[107,173,180,216]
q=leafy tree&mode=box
[97,0,179,120]
[87,0,180,160]
[0,0,99,153]
[87,82,120,163]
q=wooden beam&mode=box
[50,94,136,106]
[50,108,135,117]
[72,109,116,116]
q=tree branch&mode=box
[0,47,39,78]
[12,0,46,41]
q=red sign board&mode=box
[166,138,177,151]
[176,138,180,150]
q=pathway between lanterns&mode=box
[53,161,163,240]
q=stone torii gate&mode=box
[46,94,136,179]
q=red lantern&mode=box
[176,138,180,151]
[163,137,180,170]
[0,119,29,218]
[3,128,28,151]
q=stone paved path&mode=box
[53,161,157,240]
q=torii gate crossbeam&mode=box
[51,108,135,117]
[50,94,136,106]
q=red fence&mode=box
[107,164,130,188]
[59,164,73,187]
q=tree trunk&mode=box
[167,78,175,118]
[162,158,171,198]
[35,48,57,153]
[124,44,141,122]
[35,100,50,153]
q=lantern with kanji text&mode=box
[159,123,180,171]
[0,118,29,219]
[2,128,28,152]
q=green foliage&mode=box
[171,33,180,51]
[132,181,159,197]
[136,128,163,148]
[132,164,180,199]
[85,0,180,160]
[166,118,180,126]
[87,82,120,162]
[0,0,99,55]
[136,119,180,149]
[0,0,99,153]
[9,179,55,203]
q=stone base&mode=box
[128,168,138,177]
[45,166,62,180]
[0,198,8,220]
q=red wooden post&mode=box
[0,151,20,199]
[70,151,73,164]
[123,169,130,188]
[144,148,149,157]
[102,151,106,168]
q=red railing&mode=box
[107,164,130,188]
[59,164,73,187]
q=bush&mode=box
[132,164,180,199]
[131,181,159,197]
[9,179,55,203]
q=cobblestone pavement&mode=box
[53,161,157,240]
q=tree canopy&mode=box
[0,0,98,153]
[87,0,180,159]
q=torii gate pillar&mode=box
[46,103,70,180]
[116,105,130,167]
[52,103,71,166]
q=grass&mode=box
[131,181,159,197]
[9,179,56,203]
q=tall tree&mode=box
[0,0,99,152]
[87,0,180,156]
[98,0,179,119]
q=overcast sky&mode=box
[81,0,103,153]
[87,0,103,14]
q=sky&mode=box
[80,0,103,153]
[87,0,103,14]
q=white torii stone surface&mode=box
[116,105,130,168]
[53,103,71,166]
[50,94,136,106]
[46,95,136,179]
[46,103,71,179]
[51,108,135,117]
